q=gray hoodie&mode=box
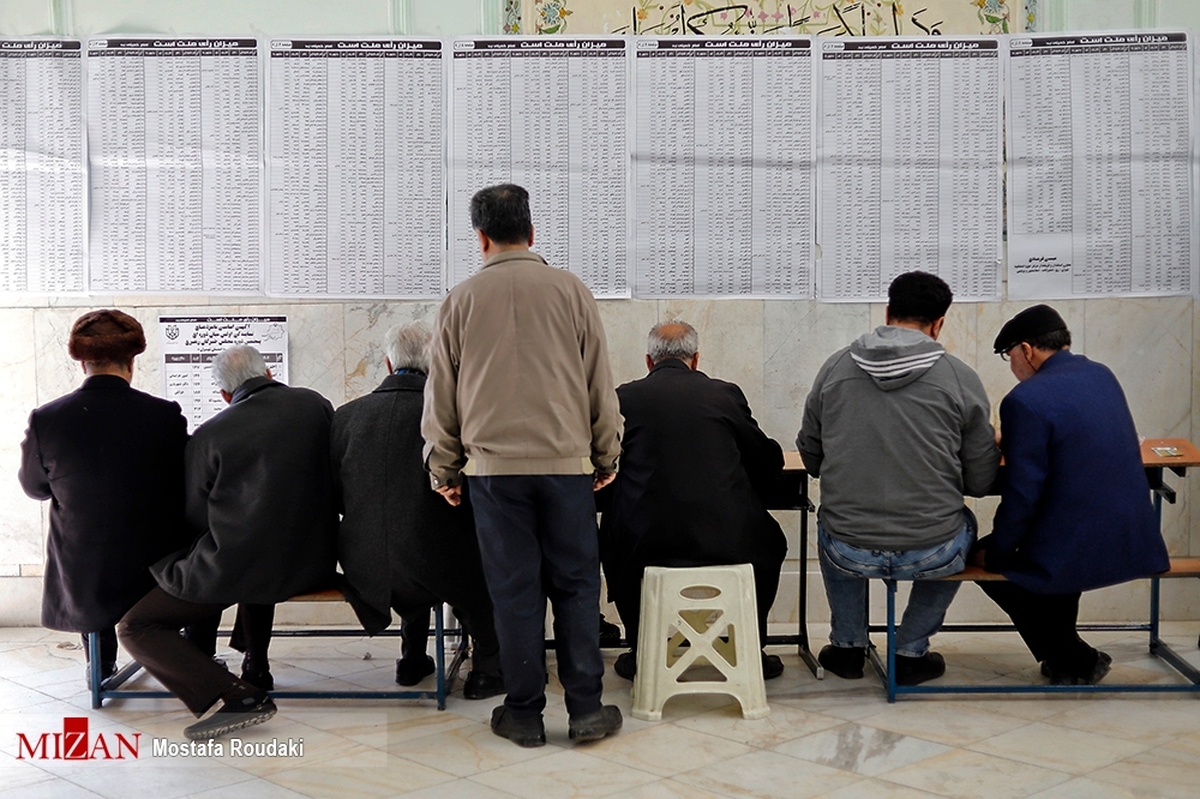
[797,326,999,550]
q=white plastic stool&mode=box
[631,564,770,721]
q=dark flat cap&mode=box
[993,304,1068,354]
[68,309,146,363]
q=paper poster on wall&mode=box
[87,37,263,294]
[0,38,86,293]
[1006,32,1196,299]
[266,38,444,298]
[816,37,1003,302]
[160,315,287,431]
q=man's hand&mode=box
[593,470,616,491]
[435,484,463,506]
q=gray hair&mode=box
[647,321,699,364]
[211,345,269,393]
[385,321,431,373]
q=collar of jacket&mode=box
[648,358,694,376]
[481,249,549,270]
[80,374,131,391]
[374,372,426,393]
[1035,348,1074,375]
[230,375,281,404]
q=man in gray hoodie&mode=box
[797,272,999,686]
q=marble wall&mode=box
[0,293,1195,626]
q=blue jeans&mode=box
[819,509,976,657]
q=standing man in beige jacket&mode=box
[423,184,624,748]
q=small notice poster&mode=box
[159,315,288,431]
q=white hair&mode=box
[211,345,269,393]
[647,321,699,364]
[385,322,431,373]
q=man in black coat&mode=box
[119,345,339,741]
[19,309,188,685]
[600,321,788,680]
[332,322,503,699]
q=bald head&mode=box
[647,321,699,370]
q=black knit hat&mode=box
[993,305,1068,355]
[68,309,146,363]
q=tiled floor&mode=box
[3,624,1200,798]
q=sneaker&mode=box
[84,661,118,687]
[184,694,276,741]
[818,645,865,679]
[599,614,623,647]
[761,653,784,680]
[395,654,436,686]
[490,706,546,748]
[894,651,946,686]
[613,651,637,681]
[463,670,506,699]
[568,705,622,742]
[1046,651,1112,686]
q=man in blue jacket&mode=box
[978,304,1169,685]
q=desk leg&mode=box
[797,500,824,679]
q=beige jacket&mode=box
[422,249,622,487]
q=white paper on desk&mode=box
[160,315,288,432]
[86,37,264,294]
[0,38,87,294]
[447,37,630,298]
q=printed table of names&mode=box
[0,39,85,293]
[1007,32,1195,299]
[449,38,628,296]
[268,39,444,297]
[634,38,814,297]
[818,38,1002,302]
[87,38,262,293]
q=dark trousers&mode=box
[181,603,276,671]
[118,587,260,715]
[979,581,1100,678]
[470,474,604,720]
[390,565,503,676]
[82,628,118,665]
[398,607,434,664]
[614,556,782,655]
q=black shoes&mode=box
[240,657,274,691]
[569,705,623,742]
[819,645,866,679]
[894,651,946,686]
[1042,650,1113,685]
[395,654,436,686]
[463,671,506,699]
[761,653,785,680]
[184,693,277,741]
[490,706,546,748]
[599,615,623,647]
[84,661,118,687]
[614,651,637,681]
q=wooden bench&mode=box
[89,588,461,710]
[870,558,1200,702]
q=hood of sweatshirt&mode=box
[848,325,946,391]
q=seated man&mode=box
[331,322,504,699]
[601,321,788,680]
[798,272,999,686]
[19,310,188,685]
[119,345,339,741]
[977,305,1169,684]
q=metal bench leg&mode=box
[434,604,446,710]
[886,581,898,703]
[88,631,102,709]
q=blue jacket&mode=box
[986,350,1168,593]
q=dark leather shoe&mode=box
[761,653,784,680]
[240,668,274,692]
[184,694,276,741]
[490,706,546,748]
[614,651,636,681]
[1045,651,1112,685]
[599,614,623,646]
[818,645,865,679]
[463,670,506,699]
[395,654,436,686]
[84,661,118,687]
[894,651,946,686]
[569,705,622,741]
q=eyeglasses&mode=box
[1000,345,1019,362]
